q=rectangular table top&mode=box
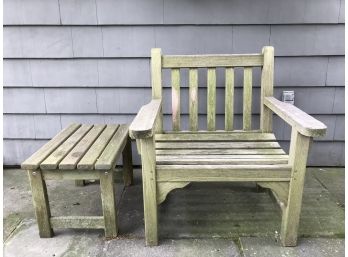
[21,123,129,171]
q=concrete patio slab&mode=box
[3,167,345,257]
[240,237,344,257]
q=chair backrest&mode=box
[151,46,274,133]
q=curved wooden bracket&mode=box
[257,182,289,211]
[157,182,190,204]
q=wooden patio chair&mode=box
[129,47,327,247]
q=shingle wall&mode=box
[3,0,345,166]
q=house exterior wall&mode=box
[3,0,345,166]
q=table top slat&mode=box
[40,125,93,170]
[77,124,119,170]
[59,125,107,170]
[95,124,129,170]
[21,123,81,170]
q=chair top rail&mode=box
[162,54,264,68]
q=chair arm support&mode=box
[264,97,327,137]
[129,99,162,139]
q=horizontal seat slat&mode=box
[156,148,286,155]
[157,158,288,165]
[157,164,292,182]
[21,123,81,170]
[59,125,106,170]
[77,124,119,170]
[162,54,264,68]
[156,141,281,149]
[40,125,93,170]
[95,124,129,170]
[155,133,276,141]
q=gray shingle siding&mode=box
[3,0,344,166]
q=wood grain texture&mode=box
[59,125,106,170]
[100,170,118,238]
[122,137,133,186]
[157,182,190,204]
[140,137,158,246]
[28,170,53,238]
[260,46,274,132]
[151,48,163,133]
[156,148,286,155]
[189,68,198,131]
[40,125,92,170]
[171,68,181,131]
[21,124,81,170]
[243,67,252,130]
[50,216,104,229]
[95,124,129,170]
[162,54,263,68]
[155,132,276,141]
[281,129,311,246]
[129,99,162,139]
[264,96,327,137]
[77,125,119,170]
[225,68,234,131]
[156,141,281,149]
[207,68,216,131]
[156,164,292,182]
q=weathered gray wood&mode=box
[171,68,181,131]
[50,216,104,229]
[281,129,311,246]
[77,125,119,170]
[129,99,162,139]
[189,68,198,131]
[122,136,133,186]
[225,68,234,131]
[95,124,129,170]
[162,130,262,134]
[156,148,286,155]
[260,46,274,132]
[257,182,289,211]
[157,154,288,159]
[156,164,292,182]
[265,97,327,137]
[151,48,163,133]
[59,125,106,170]
[155,132,276,141]
[40,125,93,170]
[207,68,216,131]
[243,67,252,130]
[156,157,288,165]
[100,170,118,238]
[28,170,53,238]
[140,137,158,246]
[21,124,81,170]
[157,182,190,204]
[42,170,100,180]
[162,54,264,68]
[156,141,281,149]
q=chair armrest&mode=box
[129,99,162,139]
[264,96,327,137]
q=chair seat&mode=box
[154,132,291,182]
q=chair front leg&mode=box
[280,129,311,246]
[140,136,158,246]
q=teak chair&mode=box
[129,47,327,247]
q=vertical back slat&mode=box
[171,68,181,131]
[151,48,163,133]
[189,69,198,131]
[260,46,274,132]
[225,68,234,131]
[243,67,253,130]
[207,68,216,131]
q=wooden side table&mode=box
[21,123,133,239]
